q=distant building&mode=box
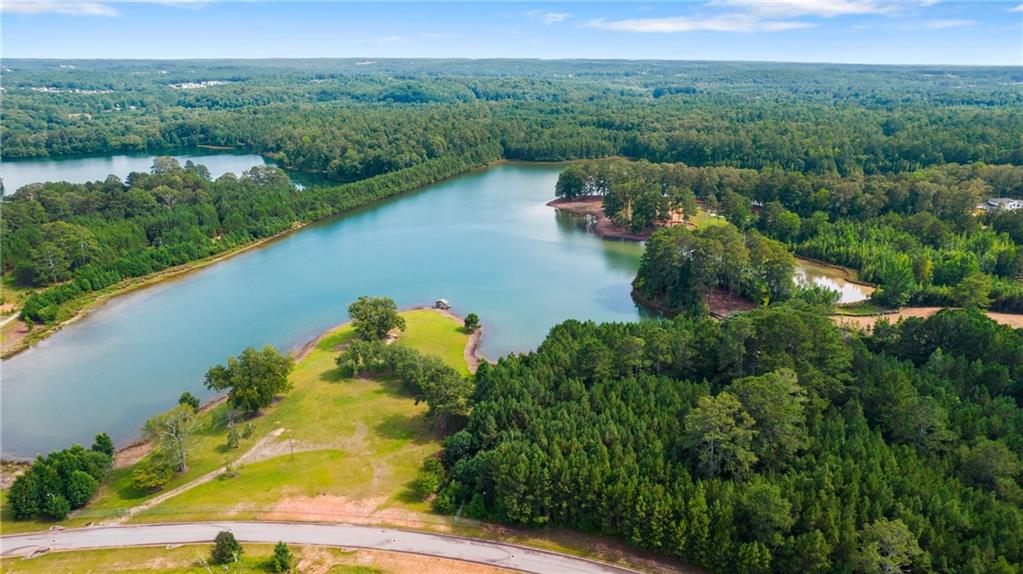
[983,197,1023,211]
[435,298,451,310]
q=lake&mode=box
[1,162,646,458]
[0,149,327,194]
[0,155,871,458]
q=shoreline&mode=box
[95,306,485,469]
[547,196,653,241]
[1,158,511,360]
[1,222,305,360]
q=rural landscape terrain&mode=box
[1,1,1022,573]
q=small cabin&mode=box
[434,298,451,310]
[985,197,1023,211]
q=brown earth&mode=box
[833,307,1023,330]
[547,197,654,241]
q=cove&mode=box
[1,163,646,458]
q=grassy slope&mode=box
[1,309,685,574]
[1,309,467,531]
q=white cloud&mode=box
[1009,3,1023,12]
[3,1,118,16]
[713,0,893,18]
[542,12,570,24]
[712,0,944,18]
[2,0,212,15]
[921,18,978,29]
[585,14,815,33]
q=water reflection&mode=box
[794,259,874,304]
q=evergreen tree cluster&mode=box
[7,433,114,520]
[438,307,1023,573]
[559,159,1023,312]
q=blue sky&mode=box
[3,1,1021,64]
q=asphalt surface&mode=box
[0,521,642,573]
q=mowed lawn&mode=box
[689,207,727,230]
[1,309,469,530]
[0,544,512,574]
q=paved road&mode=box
[1,521,642,574]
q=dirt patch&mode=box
[833,307,1023,331]
[548,197,652,241]
[0,460,30,489]
[704,289,757,317]
[293,546,514,574]
[0,319,31,355]
[263,495,456,531]
[361,549,516,574]
[266,494,387,522]
[113,440,154,469]
[465,329,483,373]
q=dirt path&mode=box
[100,428,285,525]
[833,307,1023,330]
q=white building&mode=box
[984,197,1023,211]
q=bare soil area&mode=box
[548,197,654,241]
[833,307,1023,330]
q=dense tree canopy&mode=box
[8,436,113,520]
[561,158,1023,312]
[436,307,1023,573]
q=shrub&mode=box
[42,493,71,520]
[91,432,115,457]
[269,541,293,573]
[65,470,99,508]
[210,530,243,565]
[132,456,173,492]
[412,457,445,499]
[178,392,201,412]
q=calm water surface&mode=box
[1,163,645,457]
[0,150,325,194]
[0,156,869,457]
[795,259,874,304]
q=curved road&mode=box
[0,521,642,574]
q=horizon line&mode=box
[4,56,1021,67]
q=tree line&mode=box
[4,61,1021,178]
[433,306,1023,573]
[5,144,500,325]
[558,159,1023,312]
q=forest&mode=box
[4,60,1022,323]
[435,307,1023,573]
[557,159,1023,313]
[3,60,1022,177]
[3,60,1022,572]
[3,144,499,324]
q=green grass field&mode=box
[689,207,727,230]
[0,544,450,573]
[1,309,467,531]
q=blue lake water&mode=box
[0,150,326,194]
[1,162,646,457]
